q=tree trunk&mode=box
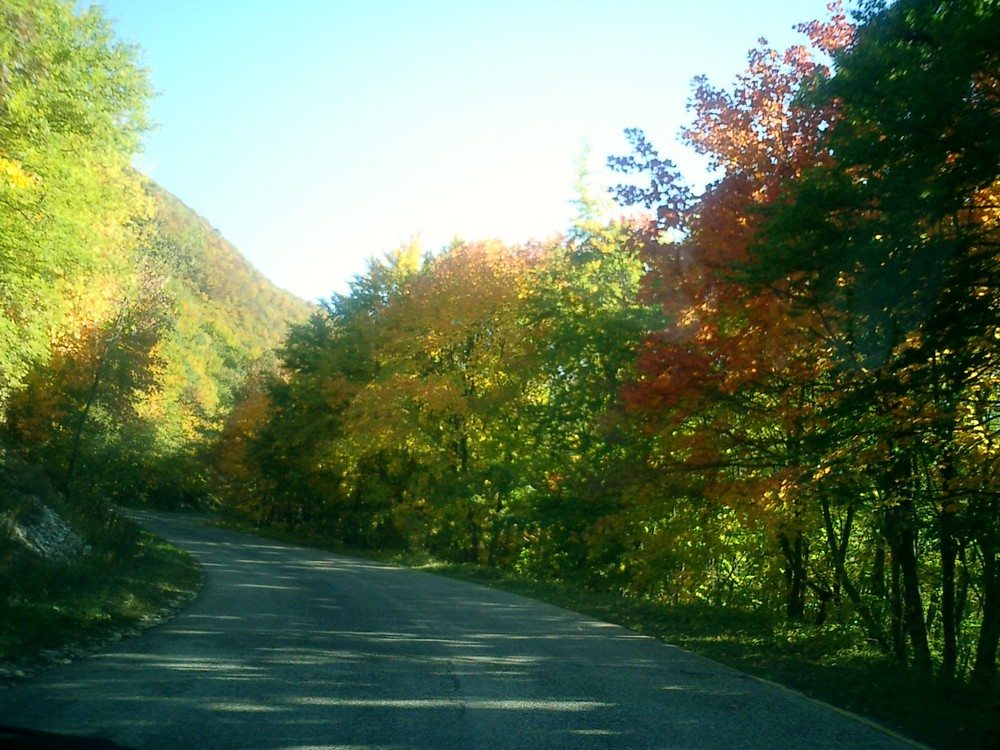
[821,498,889,651]
[971,539,1000,685]
[939,510,958,681]
[778,531,807,621]
[63,347,112,499]
[871,539,887,599]
[886,503,932,673]
[890,554,907,664]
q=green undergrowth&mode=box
[0,516,201,669]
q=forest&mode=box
[212,0,1000,688]
[0,0,309,653]
[1,0,998,720]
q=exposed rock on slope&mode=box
[1,498,89,561]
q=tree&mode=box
[518,199,658,585]
[0,0,150,405]
[337,240,538,561]
[213,244,424,538]
[752,0,1000,681]
[609,4,855,620]
[3,255,172,503]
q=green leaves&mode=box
[0,0,150,402]
[748,0,1000,679]
[211,217,656,570]
[0,2,311,513]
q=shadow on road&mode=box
[0,513,920,750]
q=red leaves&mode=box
[616,9,860,618]
[626,338,717,418]
[627,4,855,427]
[797,1,855,58]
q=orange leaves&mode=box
[215,385,272,480]
[796,1,855,58]
[628,4,856,420]
[334,239,539,471]
[625,6,859,443]
[682,1,853,240]
[685,37,818,183]
[626,339,716,417]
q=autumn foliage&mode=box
[4,0,996,697]
[211,0,1000,689]
[613,0,1000,685]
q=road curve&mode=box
[1,511,924,750]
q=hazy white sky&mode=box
[99,0,842,301]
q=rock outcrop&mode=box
[1,499,90,561]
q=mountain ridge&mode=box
[148,181,314,354]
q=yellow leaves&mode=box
[969,179,1000,233]
[221,387,271,445]
[811,464,832,482]
[0,152,37,190]
[56,274,124,334]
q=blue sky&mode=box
[97,0,841,301]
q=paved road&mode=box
[1,512,924,749]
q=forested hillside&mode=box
[0,0,309,523]
[138,183,312,503]
[150,183,311,356]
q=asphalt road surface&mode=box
[1,512,925,750]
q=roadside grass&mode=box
[215,517,997,750]
[0,523,201,671]
[0,453,202,674]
